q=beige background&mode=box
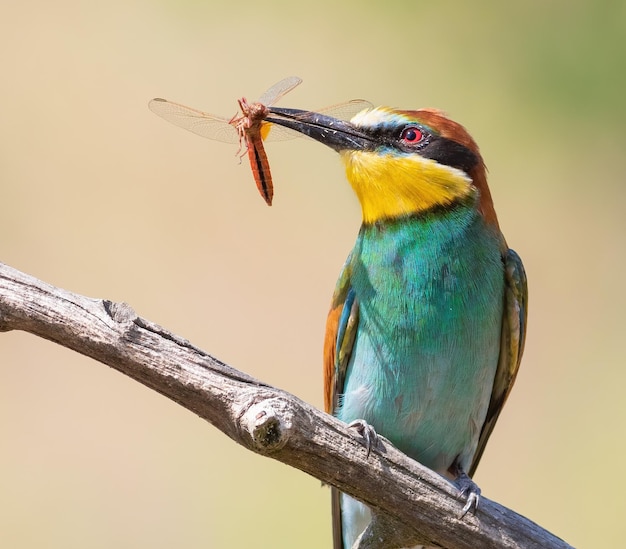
[1,1,624,547]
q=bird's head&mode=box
[266,106,498,227]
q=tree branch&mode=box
[0,262,571,549]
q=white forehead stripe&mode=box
[350,107,408,129]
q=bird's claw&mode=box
[460,488,480,517]
[454,469,481,517]
[348,419,379,458]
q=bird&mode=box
[265,105,528,548]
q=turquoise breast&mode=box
[336,204,505,474]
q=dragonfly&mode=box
[148,76,372,206]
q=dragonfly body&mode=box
[149,77,371,206]
[231,97,273,204]
[149,77,302,205]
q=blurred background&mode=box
[1,0,624,547]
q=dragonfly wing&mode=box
[257,76,302,107]
[318,99,373,122]
[148,98,240,144]
[149,89,372,144]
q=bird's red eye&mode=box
[400,126,424,144]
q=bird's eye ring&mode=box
[400,126,424,144]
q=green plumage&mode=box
[332,203,508,547]
[335,203,504,474]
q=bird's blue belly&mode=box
[336,213,504,474]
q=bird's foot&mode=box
[450,464,481,517]
[348,419,380,458]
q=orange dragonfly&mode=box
[148,77,371,206]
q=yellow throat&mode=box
[340,149,475,224]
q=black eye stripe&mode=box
[357,123,478,173]
[418,136,479,174]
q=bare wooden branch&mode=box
[0,261,572,549]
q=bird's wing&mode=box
[470,248,528,476]
[323,253,360,549]
[323,253,359,415]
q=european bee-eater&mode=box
[265,106,528,548]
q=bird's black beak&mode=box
[265,107,374,152]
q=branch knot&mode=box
[239,397,294,453]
